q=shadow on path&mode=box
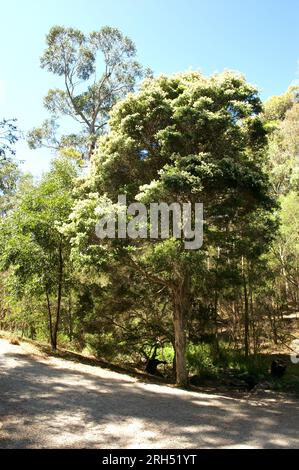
[0,342,298,448]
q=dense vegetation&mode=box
[1,26,299,389]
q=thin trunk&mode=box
[243,274,249,358]
[46,290,55,350]
[52,243,63,351]
[279,247,289,300]
[213,290,220,359]
[68,292,73,342]
[249,286,256,354]
[88,126,97,159]
[88,139,96,159]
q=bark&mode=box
[67,292,73,342]
[52,243,63,351]
[88,135,97,159]
[172,275,190,387]
[243,273,250,358]
[213,291,220,359]
[249,287,257,354]
[171,340,176,377]
[46,290,55,350]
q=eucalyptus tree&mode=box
[28,25,151,159]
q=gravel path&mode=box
[0,338,298,449]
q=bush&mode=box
[186,341,270,381]
[217,344,269,380]
[83,332,137,363]
[186,343,219,378]
[156,344,174,364]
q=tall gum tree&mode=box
[28,25,151,160]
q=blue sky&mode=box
[0,0,298,176]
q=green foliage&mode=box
[280,364,299,395]
[263,86,298,124]
[186,341,270,382]
[218,347,269,378]
[0,119,19,159]
[0,156,79,349]
[186,343,219,378]
[83,332,134,362]
[266,100,299,195]
[28,25,150,159]
[0,119,20,215]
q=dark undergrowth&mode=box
[1,330,298,396]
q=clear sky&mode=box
[0,0,298,176]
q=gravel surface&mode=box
[0,338,298,449]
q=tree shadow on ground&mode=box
[0,347,298,449]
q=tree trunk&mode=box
[52,243,63,351]
[46,290,56,351]
[241,257,250,358]
[67,291,73,342]
[171,340,176,378]
[243,273,249,359]
[172,276,190,387]
[212,290,220,360]
[88,126,97,159]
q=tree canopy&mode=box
[28,26,151,160]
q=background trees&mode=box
[0,157,79,350]
[0,119,20,215]
[264,86,299,195]
[28,26,150,160]
[264,85,299,324]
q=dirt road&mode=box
[0,338,298,448]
